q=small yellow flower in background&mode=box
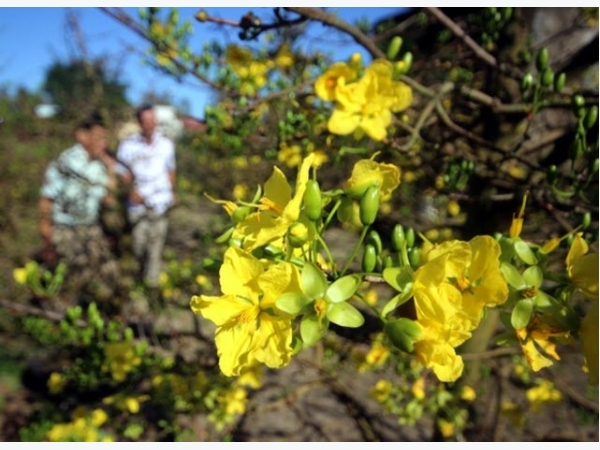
[365,341,391,367]
[232,156,249,169]
[237,364,264,389]
[370,379,393,402]
[159,271,169,288]
[195,274,213,290]
[224,386,248,415]
[500,401,525,427]
[13,266,27,284]
[233,183,249,200]
[437,418,455,439]
[447,199,461,217]
[403,170,418,183]
[47,372,67,395]
[102,341,142,382]
[460,385,477,402]
[274,43,294,68]
[90,409,108,427]
[411,376,426,400]
[364,288,378,306]
[526,379,563,413]
[277,142,303,168]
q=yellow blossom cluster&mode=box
[47,408,113,442]
[102,341,142,382]
[315,59,413,141]
[411,236,509,382]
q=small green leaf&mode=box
[327,302,364,328]
[384,318,422,353]
[514,239,538,265]
[325,275,361,303]
[300,314,327,347]
[275,292,310,315]
[383,266,414,292]
[500,262,525,289]
[301,262,327,299]
[522,265,543,288]
[511,298,534,329]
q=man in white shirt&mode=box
[116,105,177,297]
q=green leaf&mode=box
[300,314,327,347]
[301,262,327,299]
[325,275,361,303]
[511,298,534,329]
[500,262,525,289]
[522,265,543,288]
[275,292,310,315]
[384,318,422,353]
[381,288,413,318]
[514,239,538,265]
[327,302,364,328]
[382,266,414,292]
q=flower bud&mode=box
[384,318,422,353]
[584,105,598,130]
[535,47,549,72]
[287,221,309,248]
[303,179,322,221]
[359,186,380,226]
[391,224,405,252]
[554,72,566,93]
[386,36,403,60]
[367,230,383,255]
[540,68,554,87]
[362,244,378,273]
[521,73,533,93]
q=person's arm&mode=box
[100,152,118,207]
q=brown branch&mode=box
[283,7,386,60]
[425,7,497,68]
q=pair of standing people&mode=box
[38,105,176,311]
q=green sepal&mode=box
[325,275,361,303]
[301,262,327,299]
[214,226,234,244]
[382,266,414,292]
[522,265,543,288]
[381,289,413,318]
[500,261,525,289]
[511,298,534,329]
[300,314,328,347]
[326,302,364,328]
[514,239,538,265]
[275,292,311,315]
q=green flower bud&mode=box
[287,221,310,248]
[362,244,378,273]
[402,51,413,73]
[591,158,599,175]
[521,73,534,93]
[386,36,403,60]
[554,72,566,93]
[582,211,592,230]
[303,179,322,221]
[547,164,558,184]
[231,206,252,224]
[540,68,554,87]
[391,224,405,252]
[195,10,208,22]
[584,105,598,130]
[409,247,420,268]
[359,186,380,226]
[572,94,586,110]
[535,47,549,72]
[367,230,383,255]
[383,255,395,269]
[405,227,415,249]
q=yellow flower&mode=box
[190,247,302,376]
[13,266,27,284]
[274,43,294,68]
[509,191,528,238]
[224,386,248,415]
[90,409,108,427]
[365,341,391,367]
[411,376,426,400]
[460,385,477,402]
[580,302,598,384]
[370,379,393,402]
[345,158,401,200]
[515,324,562,372]
[327,59,412,141]
[47,372,67,395]
[102,341,142,382]
[437,419,455,439]
[526,379,562,413]
[314,62,358,102]
[412,236,508,382]
[237,364,264,389]
[566,232,599,300]
[234,153,315,250]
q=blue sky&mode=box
[0,7,404,118]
